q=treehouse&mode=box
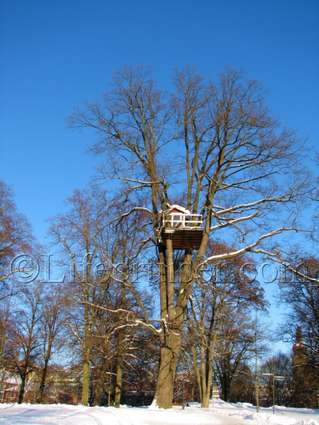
[158,204,203,250]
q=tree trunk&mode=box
[82,343,90,405]
[192,344,202,402]
[114,276,126,408]
[200,362,212,408]
[154,237,178,409]
[18,375,26,404]
[114,331,124,408]
[201,391,210,408]
[155,332,181,408]
[155,242,193,408]
[37,359,49,403]
[200,333,216,408]
[114,360,123,407]
[82,302,91,405]
[221,375,230,401]
[37,338,53,403]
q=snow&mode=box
[0,400,318,425]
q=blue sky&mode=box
[1,1,318,351]
[1,0,318,242]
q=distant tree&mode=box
[290,327,318,407]
[49,187,111,406]
[229,363,255,403]
[215,310,261,402]
[0,180,33,289]
[49,186,151,406]
[7,284,42,403]
[280,257,319,407]
[260,352,292,407]
[36,285,66,403]
[0,302,12,394]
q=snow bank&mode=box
[0,401,318,425]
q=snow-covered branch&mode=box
[210,212,259,231]
[113,319,161,336]
[110,206,153,224]
[213,195,292,216]
[252,248,319,284]
[199,227,297,267]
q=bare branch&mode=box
[200,227,297,267]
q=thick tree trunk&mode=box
[155,242,193,408]
[155,238,179,408]
[201,392,210,408]
[82,343,90,405]
[200,362,212,408]
[155,332,181,408]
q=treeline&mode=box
[0,67,318,408]
[0,180,318,408]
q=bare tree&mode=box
[49,186,151,406]
[49,187,111,405]
[280,257,319,406]
[0,301,12,396]
[0,180,33,288]
[260,352,292,407]
[71,66,305,407]
[7,285,42,403]
[36,285,65,403]
[188,242,264,407]
[215,310,261,402]
[281,257,319,360]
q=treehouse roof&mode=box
[163,204,191,215]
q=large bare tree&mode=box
[71,66,305,407]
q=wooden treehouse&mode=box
[158,204,203,250]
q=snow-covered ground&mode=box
[0,399,318,425]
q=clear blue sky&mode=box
[1,0,318,242]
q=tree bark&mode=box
[155,237,179,408]
[114,328,124,408]
[201,391,211,408]
[155,332,181,408]
[18,374,26,404]
[114,360,123,407]
[37,337,53,403]
[82,301,91,406]
[200,360,212,408]
[155,243,193,408]
[37,360,49,403]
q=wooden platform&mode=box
[161,229,203,250]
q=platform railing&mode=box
[162,213,203,230]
